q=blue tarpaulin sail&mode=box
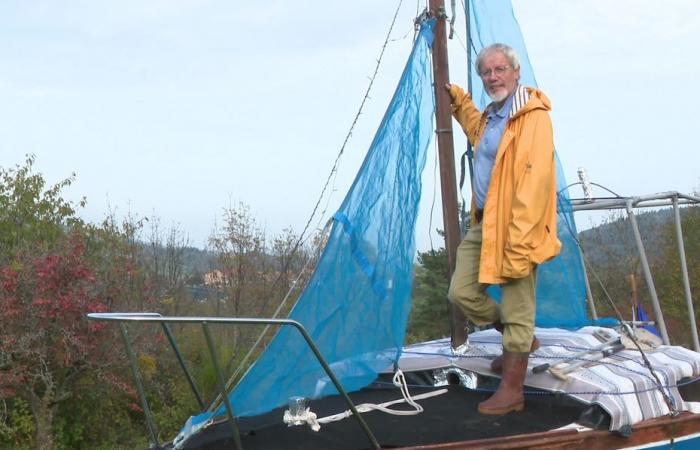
[178,3,600,438]
[226,19,437,418]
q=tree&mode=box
[655,205,700,346]
[0,157,164,449]
[207,201,269,375]
[0,155,83,261]
[263,227,310,317]
[0,232,120,450]
[0,157,134,449]
[145,217,190,316]
[407,245,452,344]
[579,205,700,346]
[578,209,674,323]
[206,203,318,378]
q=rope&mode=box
[316,370,447,425]
[281,367,699,433]
[283,407,321,432]
[456,1,479,56]
[282,370,448,432]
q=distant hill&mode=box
[578,208,677,268]
[576,204,699,346]
[181,246,216,276]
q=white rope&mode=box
[283,408,321,432]
[318,370,447,426]
[281,370,448,431]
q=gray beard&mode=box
[488,89,509,103]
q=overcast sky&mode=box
[2,0,699,251]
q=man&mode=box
[445,43,561,415]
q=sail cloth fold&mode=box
[466,0,596,328]
[225,20,436,418]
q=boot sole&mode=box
[477,402,524,415]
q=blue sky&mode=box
[2,0,699,250]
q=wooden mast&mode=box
[428,0,466,348]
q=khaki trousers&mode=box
[447,223,537,353]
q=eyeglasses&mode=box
[479,65,511,78]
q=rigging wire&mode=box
[390,23,418,43]
[558,181,623,199]
[426,33,439,254]
[448,0,457,39]
[425,0,457,253]
[556,193,678,414]
[210,219,334,413]
[298,0,406,243]
[219,0,409,409]
[457,0,479,55]
[446,4,478,234]
[256,0,407,307]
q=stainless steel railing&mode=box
[87,313,381,450]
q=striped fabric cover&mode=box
[395,327,700,431]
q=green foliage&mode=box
[0,155,85,260]
[406,246,451,344]
[52,382,145,450]
[579,205,700,347]
[654,205,700,347]
[144,374,200,444]
[0,398,34,450]
[0,157,157,450]
[0,156,303,449]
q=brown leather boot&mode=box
[490,337,539,373]
[478,351,529,415]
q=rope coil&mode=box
[282,370,448,431]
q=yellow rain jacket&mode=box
[450,84,561,284]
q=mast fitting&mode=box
[414,8,431,28]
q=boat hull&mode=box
[394,413,700,450]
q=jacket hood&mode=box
[511,86,551,119]
[482,85,551,120]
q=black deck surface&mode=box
[178,380,590,450]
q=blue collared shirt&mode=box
[473,94,513,209]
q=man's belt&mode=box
[475,208,484,224]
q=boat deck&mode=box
[178,383,588,450]
[396,328,700,430]
[176,327,700,450]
